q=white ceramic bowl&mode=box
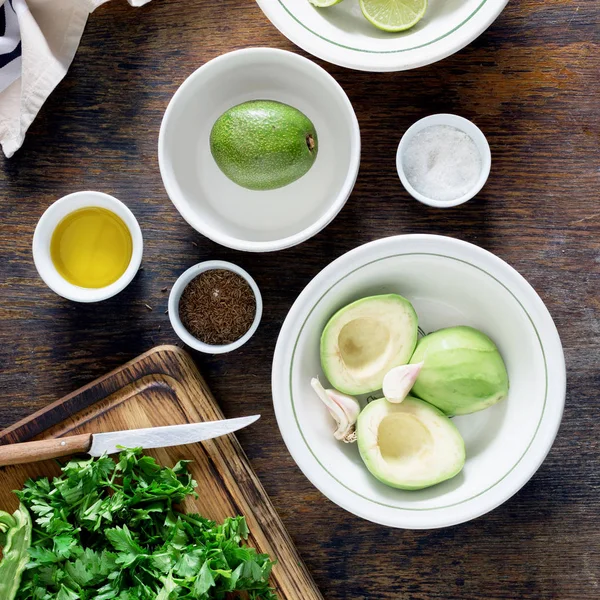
[396,114,492,208]
[168,261,263,354]
[272,235,565,529]
[158,48,360,253]
[256,0,509,72]
[32,191,143,303]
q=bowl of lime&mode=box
[256,0,509,72]
[272,234,566,528]
[159,47,360,252]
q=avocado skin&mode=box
[210,100,318,191]
[410,326,509,416]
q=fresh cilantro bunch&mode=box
[13,448,277,600]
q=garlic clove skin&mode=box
[311,378,361,443]
[382,362,424,404]
[326,388,361,424]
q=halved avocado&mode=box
[356,397,465,490]
[320,294,418,395]
[410,326,509,416]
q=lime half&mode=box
[359,0,427,32]
[308,0,344,7]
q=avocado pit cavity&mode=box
[378,412,433,466]
[338,317,391,373]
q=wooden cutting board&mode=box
[0,345,323,600]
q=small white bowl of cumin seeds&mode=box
[168,260,263,354]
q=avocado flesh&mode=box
[357,397,465,490]
[410,326,509,416]
[210,100,318,191]
[320,294,418,395]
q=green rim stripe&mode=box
[289,252,548,512]
[277,0,490,55]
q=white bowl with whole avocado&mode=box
[158,48,360,252]
[272,234,566,528]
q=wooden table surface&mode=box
[1,1,598,598]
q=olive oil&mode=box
[50,207,132,288]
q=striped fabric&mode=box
[0,0,21,94]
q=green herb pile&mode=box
[0,449,277,600]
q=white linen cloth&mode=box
[0,0,151,158]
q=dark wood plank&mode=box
[0,346,324,600]
[0,1,598,599]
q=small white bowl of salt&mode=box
[396,114,491,208]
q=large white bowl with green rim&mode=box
[271,235,565,528]
[256,0,509,72]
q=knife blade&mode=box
[88,415,260,456]
[0,415,260,467]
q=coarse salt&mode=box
[402,124,482,202]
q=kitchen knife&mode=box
[0,415,260,467]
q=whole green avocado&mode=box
[210,100,318,191]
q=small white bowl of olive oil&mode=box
[32,191,143,302]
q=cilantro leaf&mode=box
[7,449,277,600]
[194,560,216,596]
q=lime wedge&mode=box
[359,0,427,32]
[309,0,344,7]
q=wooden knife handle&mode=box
[0,434,93,467]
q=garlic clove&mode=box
[382,362,424,404]
[311,378,361,443]
[326,388,361,423]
